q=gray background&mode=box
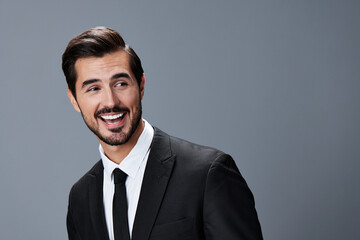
[0,0,359,239]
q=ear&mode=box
[67,88,81,112]
[140,74,145,100]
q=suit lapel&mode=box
[88,161,110,240]
[132,128,175,240]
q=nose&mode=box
[101,87,119,109]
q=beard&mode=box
[80,98,142,146]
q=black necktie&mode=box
[113,168,130,240]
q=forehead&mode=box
[74,50,131,82]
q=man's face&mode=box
[67,50,144,146]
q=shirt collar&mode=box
[100,119,154,181]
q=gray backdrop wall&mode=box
[0,0,359,239]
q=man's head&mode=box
[62,27,145,147]
[62,27,143,99]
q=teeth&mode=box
[101,113,124,120]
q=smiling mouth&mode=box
[99,112,126,126]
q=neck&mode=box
[100,120,145,164]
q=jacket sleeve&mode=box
[203,154,263,240]
[66,189,82,240]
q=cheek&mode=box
[130,95,141,108]
[122,91,141,106]
[77,98,98,114]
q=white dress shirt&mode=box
[100,119,154,240]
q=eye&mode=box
[115,81,128,87]
[87,86,99,92]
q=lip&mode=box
[98,112,127,129]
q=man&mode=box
[62,26,263,240]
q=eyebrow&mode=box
[111,73,131,80]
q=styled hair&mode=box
[62,27,143,98]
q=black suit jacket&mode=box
[67,128,263,240]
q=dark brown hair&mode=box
[62,27,143,98]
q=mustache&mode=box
[95,106,130,117]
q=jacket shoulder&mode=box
[69,160,103,197]
[169,134,224,160]
[153,128,230,172]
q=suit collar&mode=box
[132,127,175,240]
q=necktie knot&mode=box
[113,168,127,184]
